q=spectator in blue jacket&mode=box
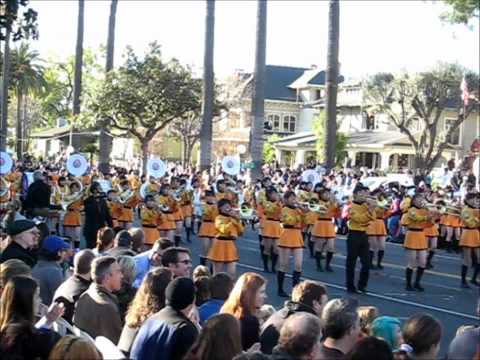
[198,272,234,325]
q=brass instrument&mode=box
[240,203,256,220]
[0,176,10,199]
[140,182,158,200]
[61,179,84,211]
[118,186,135,204]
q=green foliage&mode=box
[365,62,480,173]
[0,0,38,41]
[313,110,348,166]
[9,42,47,96]
[440,0,479,25]
[93,42,201,167]
[263,134,280,163]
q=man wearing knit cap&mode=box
[0,219,40,267]
[130,277,199,360]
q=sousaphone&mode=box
[222,156,241,176]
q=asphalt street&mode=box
[181,226,479,355]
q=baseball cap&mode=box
[42,236,71,253]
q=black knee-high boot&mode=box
[308,239,315,258]
[326,251,334,272]
[414,267,425,292]
[292,271,302,287]
[261,254,270,272]
[461,265,470,288]
[369,251,376,269]
[377,250,384,270]
[271,253,278,273]
[174,235,181,247]
[186,227,192,243]
[258,234,264,255]
[277,271,288,297]
[471,264,480,286]
[406,268,414,291]
[426,250,435,269]
[315,251,323,272]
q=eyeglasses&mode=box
[177,259,192,265]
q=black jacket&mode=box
[83,195,113,247]
[24,180,51,210]
[260,301,317,354]
[0,241,37,268]
[241,314,260,351]
[52,274,91,324]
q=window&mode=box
[265,114,296,133]
[283,115,296,133]
[444,118,461,145]
[266,114,280,131]
[365,114,376,130]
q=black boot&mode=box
[199,256,207,266]
[377,250,384,270]
[414,267,425,292]
[446,241,453,253]
[277,271,288,297]
[262,254,270,273]
[315,251,324,272]
[292,271,302,287]
[259,235,264,257]
[326,251,334,272]
[369,251,377,269]
[174,235,181,247]
[470,264,480,286]
[426,250,435,269]
[308,239,315,258]
[186,227,192,243]
[406,268,414,291]
[271,253,278,274]
[461,265,470,288]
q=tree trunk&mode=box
[199,0,215,173]
[0,27,11,152]
[72,0,85,117]
[15,92,23,160]
[99,0,118,174]
[141,140,149,176]
[249,0,267,179]
[324,0,340,171]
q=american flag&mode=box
[460,75,470,106]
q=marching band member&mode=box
[441,195,462,253]
[179,178,194,243]
[260,186,282,273]
[62,180,83,247]
[459,193,480,288]
[117,179,138,229]
[311,187,340,272]
[297,182,315,257]
[346,184,375,294]
[403,194,437,292]
[107,189,123,228]
[277,191,305,297]
[424,192,443,269]
[156,184,177,242]
[192,178,203,234]
[170,177,185,247]
[198,189,218,266]
[207,198,244,276]
[367,191,390,270]
[140,194,162,247]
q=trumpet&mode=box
[118,187,135,204]
[61,179,84,211]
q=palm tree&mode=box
[199,0,215,173]
[324,0,340,170]
[249,0,267,179]
[0,27,11,152]
[99,0,118,174]
[10,43,46,159]
[71,0,85,149]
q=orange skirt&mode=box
[158,213,176,230]
[208,239,238,262]
[404,230,428,250]
[198,221,216,238]
[64,211,81,226]
[460,229,480,248]
[172,209,184,222]
[181,205,193,218]
[304,211,317,226]
[312,219,336,238]
[143,226,160,245]
[261,219,282,238]
[424,224,439,237]
[367,219,387,236]
[119,208,134,222]
[278,227,304,248]
[443,214,462,228]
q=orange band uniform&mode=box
[198,204,219,238]
[118,193,140,223]
[460,207,480,248]
[312,200,340,238]
[279,206,304,248]
[348,202,375,232]
[156,195,177,231]
[256,189,267,230]
[141,207,162,245]
[63,199,83,227]
[107,201,124,228]
[180,190,194,218]
[403,207,433,250]
[367,207,390,236]
[208,214,244,263]
[261,200,282,239]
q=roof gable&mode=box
[264,65,308,102]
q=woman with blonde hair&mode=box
[48,335,102,360]
[221,272,267,350]
[118,267,172,355]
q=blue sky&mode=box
[29,0,479,78]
